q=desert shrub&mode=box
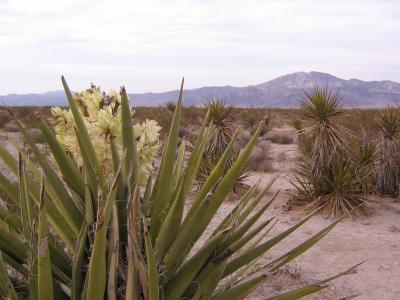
[248,140,274,172]
[238,129,252,145]
[3,120,20,132]
[28,128,46,144]
[165,100,176,113]
[264,130,294,144]
[0,110,11,130]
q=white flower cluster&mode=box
[52,85,161,185]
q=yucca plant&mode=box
[301,86,351,177]
[291,87,365,216]
[204,98,235,161]
[0,78,361,299]
[376,107,400,196]
[198,98,249,192]
[292,157,366,217]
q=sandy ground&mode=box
[1,130,400,299]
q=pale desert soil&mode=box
[1,130,400,299]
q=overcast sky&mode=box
[0,0,399,94]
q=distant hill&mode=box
[2,71,400,108]
[0,91,68,107]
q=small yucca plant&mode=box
[204,97,235,160]
[0,79,360,299]
[292,157,366,217]
[198,98,249,191]
[376,107,400,196]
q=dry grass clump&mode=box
[264,130,294,144]
[237,129,252,145]
[238,128,274,173]
[28,128,47,144]
[248,140,274,172]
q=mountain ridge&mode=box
[1,71,400,108]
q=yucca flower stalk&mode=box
[0,78,361,299]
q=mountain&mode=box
[0,91,68,107]
[2,71,400,108]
